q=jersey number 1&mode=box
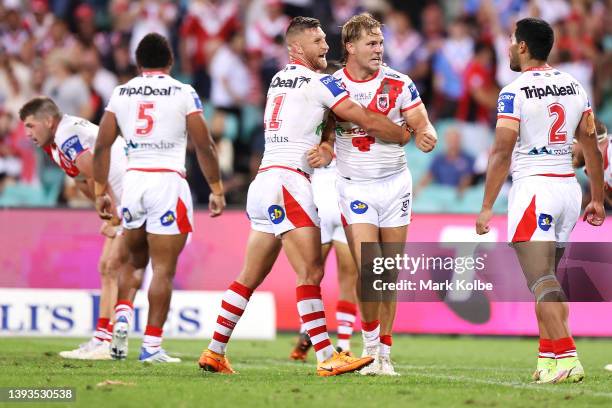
[136,102,155,137]
[264,94,285,131]
[547,103,567,144]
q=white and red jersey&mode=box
[496,65,591,181]
[44,114,127,201]
[105,71,203,174]
[259,63,349,175]
[333,65,422,181]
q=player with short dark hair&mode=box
[19,96,141,360]
[94,33,225,363]
[477,18,605,384]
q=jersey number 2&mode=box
[264,94,285,131]
[547,103,567,144]
[136,102,155,136]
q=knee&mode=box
[300,264,324,284]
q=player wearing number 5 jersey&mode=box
[477,18,605,384]
[198,17,410,377]
[94,33,225,364]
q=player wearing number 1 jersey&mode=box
[476,18,605,384]
[94,33,225,363]
[198,17,410,377]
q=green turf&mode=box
[1,335,611,408]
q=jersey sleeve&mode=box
[184,85,204,116]
[400,77,423,113]
[57,127,90,163]
[496,84,521,122]
[312,74,349,110]
[105,86,121,114]
[577,82,592,114]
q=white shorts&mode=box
[246,166,320,237]
[121,170,194,235]
[336,167,412,228]
[312,168,346,245]
[508,176,581,246]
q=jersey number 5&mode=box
[547,103,567,144]
[136,102,155,137]
[264,94,285,131]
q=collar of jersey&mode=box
[141,70,168,76]
[524,64,553,72]
[343,67,381,83]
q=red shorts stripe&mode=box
[213,331,230,343]
[176,198,192,233]
[312,338,332,352]
[221,301,245,317]
[282,186,315,228]
[301,311,326,323]
[511,195,537,243]
[340,213,348,227]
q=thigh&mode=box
[147,233,188,274]
[345,223,380,267]
[237,230,283,288]
[122,225,149,269]
[144,174,194,235]
[379,170,412,228]
[281,226,323,276]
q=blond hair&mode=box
[341,13,383,63]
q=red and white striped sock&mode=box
[379,334,392,358]
[114,300,134,325]
[142,325,163,353]
[93,318,110,343]
[553,337,577,359]
[361,320,380,349]
[296,285,335,362]
[336,300,356,351]
[538,338,554,360]
[208,281,253,355]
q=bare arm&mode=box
[75,151,118,217]
[476,118,518,234]
[307,115,336,168]
[576,111,605,225]
[93,111,120,219]
[332,98,410,145]
[572,141,585,168]
[402,103,437,153]
[186,112,225,216]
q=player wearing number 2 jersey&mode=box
[477,18,605,384]
[94,33,225,364]
[199,17,410,377]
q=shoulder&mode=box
[381,65,410,82]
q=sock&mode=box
[553,337,577,359]
[336,300,356,351]
[208,281,253,355]
[107,322,114,336]
[142,325,163,353]
[296,285,335,362]
[93,318,111,343]
[538,338,554,359]
[379,334,392,358]
[299,321,308,335]
[361,320,380,349]
[114,300,134,325]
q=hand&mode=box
[95,193,114,220]
[209,193,226,217]
[476,208,493,235]
[582,201,605,226]
[415,129,437,153]
[307,144,333,168]
[99,221,118,238]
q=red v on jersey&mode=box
[366,77,405,115]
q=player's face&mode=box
[301,27,329,71]
[350,28,384,73]
[509,33,521,72]
[23,114,53,147]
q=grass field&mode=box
[1,334,611,407]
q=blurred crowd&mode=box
[0,0,610,211]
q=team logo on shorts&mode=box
[377,94,389,111]
[538,213,553,231]
[350,200,368,214]
[268,205,285,224]
[160,210,176,226]
[122,208,132,222]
